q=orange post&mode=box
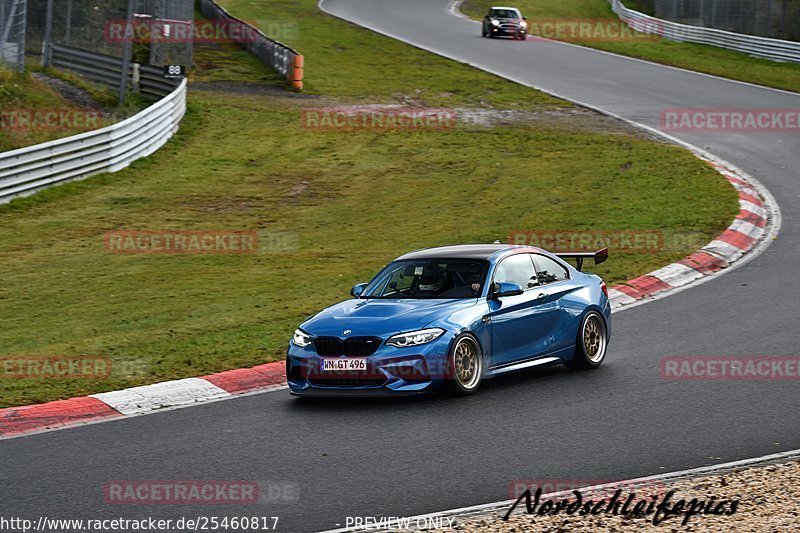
[292,55,304,91]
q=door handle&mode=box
[537,293,546,299]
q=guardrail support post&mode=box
[118,0,135,104]
[41,0,54,67]
[131,62,141,93]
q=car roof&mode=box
[396,244,542,261]
[491,6,521,12]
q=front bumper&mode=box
[491,25,525,36]
[286,334,454,396]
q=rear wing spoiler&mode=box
[556,248,608,271]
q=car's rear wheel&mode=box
[565,311,608,370]
[445,334,483,394]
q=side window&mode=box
[494,254,538,290]
[532,254,569,285]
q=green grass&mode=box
[463,0,800,94]
[1,67,150,152]
[0,0,738,407]
[0,68,98,152]
[217,0,561,107]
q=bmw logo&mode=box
[343,329,352,336]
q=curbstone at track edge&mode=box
[318,447,800,532]
[437,0,780,311]
[0,362,287,438]
[0,0,781,440]
[607,156,776,310]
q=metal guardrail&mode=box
[50,43,180,99]
[610,0,800,63]
[51,43,125,88]
[0,78,187,204]
[198,0,304,89]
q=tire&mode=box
[444,333,483,395]
[565,311,608,370]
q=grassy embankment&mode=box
[0,0,737,407]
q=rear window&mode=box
[532,254,569,285]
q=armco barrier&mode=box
[198,0,304,89]
[610,0,800,63]
[0,79,187,204]
[50,43,180,99]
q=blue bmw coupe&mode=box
[286,244,610,396]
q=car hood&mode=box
[300,298,479,338]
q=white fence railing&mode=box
[0,79,187,204]
[610,0,800,63]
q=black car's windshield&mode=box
[490,9,520,19]
[362,259,489,299]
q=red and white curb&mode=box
[438,0,780,308]
[607,157,777,309]
[0,3,781,441]
[0,362,286,438]
[0,156,777,440]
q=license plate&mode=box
[322,358,367,372]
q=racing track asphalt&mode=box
[2,1,800,532]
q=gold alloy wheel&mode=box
[454,337,481,390]
[583,313,606,363]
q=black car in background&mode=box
[482,6,527,40]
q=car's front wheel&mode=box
[565,311,608,370]
[445,334,483,394]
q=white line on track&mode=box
[319,447,800,532]
[1,0,782,443]
[315,2,788,531]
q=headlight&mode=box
[491,19,500,26]
[519,21,527,28]
[387,328,445,348]
[292,329,312,347]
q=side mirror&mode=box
[350,283,368,298]
[523,16,528,20]
[491,281,524,299]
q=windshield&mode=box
[362,259,489,299]
[490,9,520,19]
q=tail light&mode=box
[601,281,608,297]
